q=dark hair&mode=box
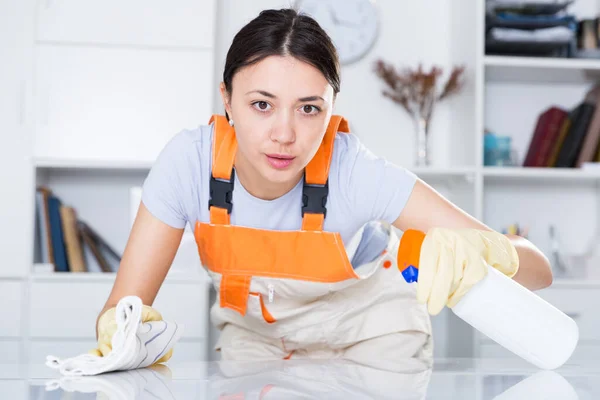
[222,8,340,117]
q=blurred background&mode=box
[2,0,600,366]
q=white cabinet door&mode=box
[34,45,213,164]
[29,281,110,338]
[0,1,35,278]
[30,281,209,340]
[0,382,26,400]
[0,281,23,337]
[36,0,216,48]
[0,341,23,364]
[535,287,600,342]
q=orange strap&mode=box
[209,115,237,181]
[209,207,229,225]
[208,115,237,225]
[301,115,348,231]
[219,275,251,315]
[250,292,277,323]
[301,213,324,231]
[304,115,349,185]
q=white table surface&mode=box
[2,357,599,399]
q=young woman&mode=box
[91,8,551,363]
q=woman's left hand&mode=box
[416,228,519,315]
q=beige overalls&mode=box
[194,115,432,362]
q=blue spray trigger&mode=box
[402,265,419,283]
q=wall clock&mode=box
[295,0,379,65]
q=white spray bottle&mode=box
[398,230,579,370]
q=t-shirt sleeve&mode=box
[334,133,417,224]
[141,130,200,229]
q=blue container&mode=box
[484,134,513,166]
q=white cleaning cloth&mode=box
[46,296,183,376]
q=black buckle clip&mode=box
[209,169,235,214]
[302,179,328,218]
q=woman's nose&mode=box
[270,112,296,144]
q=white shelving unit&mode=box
[391,0,600,360]
[0,0,216,366]
[468,0,600,360]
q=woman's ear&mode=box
[219,82,232,116]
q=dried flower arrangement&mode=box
[373,59,466,166]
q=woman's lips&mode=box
[266,154,295,169]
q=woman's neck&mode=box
[234,154,302,201]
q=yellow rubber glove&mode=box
[416,228,519,315]
[88,304,173,364]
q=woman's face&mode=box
[221,55,335,187]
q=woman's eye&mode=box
[301,105,320,115]
[252,101,271,111]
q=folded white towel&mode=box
[46,296,183,376]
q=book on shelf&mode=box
[554,92,596,167]
[34,186,122,273]
[522,82,600,169]
[523,106,568,167]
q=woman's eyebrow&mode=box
[245,90,324,102]
[245,90,276,98]
[298,95,324,102]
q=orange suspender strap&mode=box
[208,115,249,309]
[208,115,237,225]
[301,115,350,231]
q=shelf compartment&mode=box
[483,180,599,280]
[485,55,600,83]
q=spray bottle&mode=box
[398,230,579,370]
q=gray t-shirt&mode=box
[142,123,417,245]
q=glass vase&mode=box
[414,116,430,167]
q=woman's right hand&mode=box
[88,304,174,363]
[89,202,184,363]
